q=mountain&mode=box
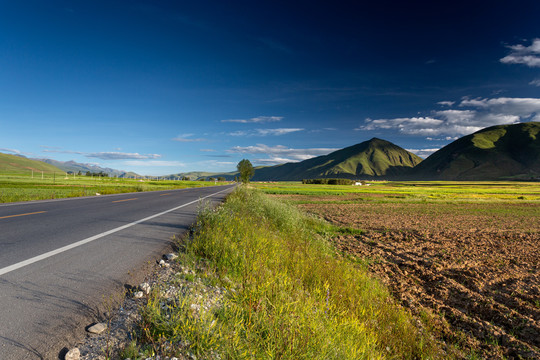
[209,138,421,181]
[164,171,224,180]
[252,138,422,181]
[411,122,540,180]
[35,158,141,178]
[0,153,64,174]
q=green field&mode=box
[0,174,225,203]
[252,181,540,201]
[0,152,230,202]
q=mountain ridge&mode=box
[34,158,141,178]
[411,122,540,180]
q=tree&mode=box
[237,159,254,183]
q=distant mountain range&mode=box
[33,158,141,178]
[3,122,539,182]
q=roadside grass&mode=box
[135,186,443,359]
[0,175,222,203]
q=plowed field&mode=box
[273,193,539,359]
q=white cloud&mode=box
[357,97,540,137]
[427,136,458,141]
[43,149,162,160]
[86,152,162,160]
[406,148,441,158]
[198,160,235,166]
[500,38,540,68]
[257,128,303,136]
[0,148,22,154]
[460,97,540,121]
[199,149,216,152]
[221,116,283,123]
[228,128,304,136]
[228,144,338,164]
[172,134,205,142]
[437,101,455,106]
[530,79,540,86]
[123,160,185,167]
[254,157,300,165]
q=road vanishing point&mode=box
[0,185,236,359]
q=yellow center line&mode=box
[0,211,47,220]
[112,198,138,203]
[160,193,172,196]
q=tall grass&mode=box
[138,187,442,359]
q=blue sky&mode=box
[1,1,540,175]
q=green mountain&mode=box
[246,138,422,181]
[164,171,224,180]
[411,122,540,180]
[0,153,64,175]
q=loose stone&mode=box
[64,347,80,360]
[140,282,151,294]
[87,323,107,334]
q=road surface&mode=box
[0,185,235,359]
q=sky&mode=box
[1,1,540,175]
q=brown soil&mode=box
[292,198,539,359]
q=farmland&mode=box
[0,174,223,203]
[254,181,540,359]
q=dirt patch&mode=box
[295,199,539,359]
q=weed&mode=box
[136,187,443,359]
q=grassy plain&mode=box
[0,174,221,203]
[252,181,539,359]
[253,181,540,201]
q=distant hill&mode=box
[411,122,540,180]
[164,171,224,180]
[35,158,141,178]
[250,138,422,181]
[208,138,421,181]
[0,153,63,174]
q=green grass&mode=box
[0,152,62,174]
[252,181,540,202]
[0,174,222,203]
[135,187,443,359]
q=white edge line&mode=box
[0,187,233,277]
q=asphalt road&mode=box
[0,184,236,359]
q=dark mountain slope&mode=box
[411,122,540,180]
[251,138,422,181]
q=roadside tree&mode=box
[237,159,254,183]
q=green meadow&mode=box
[252,181,540,202]
[0,174,220,203]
